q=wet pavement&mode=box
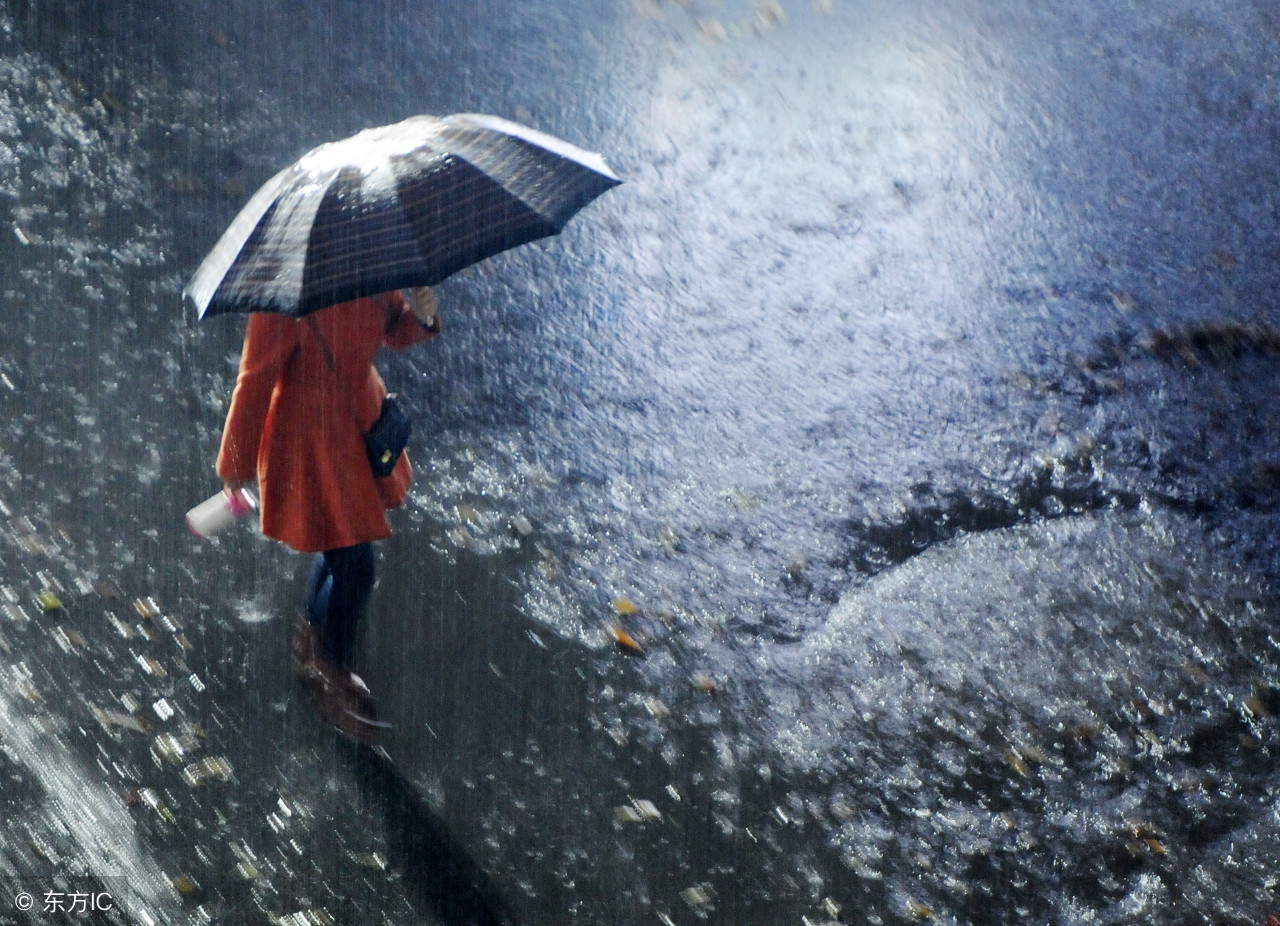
[1,0,1280,923]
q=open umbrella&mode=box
[184,113,621,319]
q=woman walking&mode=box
[217,287,441,741]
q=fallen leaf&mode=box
[608,623,644,655]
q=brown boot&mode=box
[292,615,324,686]
[315,681,387,744]
[293,616,384,741]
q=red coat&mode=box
[217,292,438,553]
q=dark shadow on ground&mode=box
[347,742,520,926]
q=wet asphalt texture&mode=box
[1,1,1280,925]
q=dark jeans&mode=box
[305,542,375,668]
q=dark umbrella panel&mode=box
[186,113,621,318]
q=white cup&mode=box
[186,487,258,538]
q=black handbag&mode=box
[308,318,413,478]
[365,393,412,477]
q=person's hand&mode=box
[407,287,439,329]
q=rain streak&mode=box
[0,1,1279,925]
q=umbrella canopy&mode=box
[185,113,621,318]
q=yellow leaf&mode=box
[608,624,644,655]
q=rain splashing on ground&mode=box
[0,0,1279,924]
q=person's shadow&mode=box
[346,742,518,926]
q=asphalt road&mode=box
[1,1,1279,924]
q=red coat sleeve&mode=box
[382,290,441,350]
[217,313,299,482]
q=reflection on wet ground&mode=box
[1,0,1280,923]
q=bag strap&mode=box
[305,316,366,435]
